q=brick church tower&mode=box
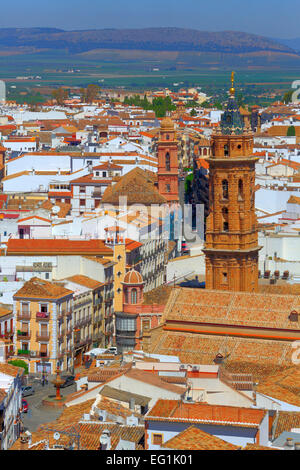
[157,117,179,204]
[203,74,260,292]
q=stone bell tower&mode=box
[203,73,260,292]
[157,117,179,204]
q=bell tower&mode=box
[203,73,260,292]
[157,117,179,204]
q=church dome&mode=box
[160,117,174,130]
[123,269,144,285]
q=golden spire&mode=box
[229,71,235,96]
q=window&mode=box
[222,207,229,232]
[238,179,244,200]
[80,199,85,206]
[165,152,170,171]
[103,171,107,177]
[131,288,137,304]
[152,434,163,446]
[224,144,229,156]
[222,179,229,199]
[166,184,171,193]
[222,272,228,284]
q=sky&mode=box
[0,0,298,39]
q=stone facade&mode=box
[157,118,179,204]
[203,92,260,292]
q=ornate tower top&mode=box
[219,72,244,136]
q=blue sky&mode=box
[0,0,298,38]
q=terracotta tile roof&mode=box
[83,256,115,267]
[0,363,24,378]
[273,411,300,440]
[41,201,71,218]
[124,369,186,395]
[257,365,300,407]
[162,425,239,450]
[147,399,266,427]
[101,167,166,206]
[7,238,112,256]
[14,277,73,300]
[0,389,7,402]
[93,396,142,419]
[10,398,144,450]
[66,275,104,290]
[148,329,293,379]
[0,306,13,318]
[242,443,275,450]
[162,287,300,331]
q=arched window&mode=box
[131,288,137,304]
[224,144,229,156]
[222,179,229,200]
[165,152,170,171]
[222,207,229,232]
[238,179,244,200]
[203,148,207,156]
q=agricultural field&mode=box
[1,49,300,106]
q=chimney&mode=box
[284,437,294,450]
[129,398,135,411]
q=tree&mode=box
[190,108,197,117]
[283,90,293,104]
[287,125,296,136]
[52,87,68,105]
[8,359,28,375]
[86,84,101,103]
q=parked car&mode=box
[105,347,118,355]
[21,386,35,397]
[59,375,75,388]
[21,399,28,413]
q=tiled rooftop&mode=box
[162,288,300,331]
[162,425,239,450]
[14,277,73,300]
[146,399,266,427]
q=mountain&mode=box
[0,27,296,55]
[272,37,300,52]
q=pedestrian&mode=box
[42,374,45,387]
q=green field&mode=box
[1,50,300,105]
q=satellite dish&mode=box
[52,206,60,214]
[53,432,60,441]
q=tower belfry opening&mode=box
[203,73,260,292]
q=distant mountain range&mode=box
[0,27,296,54]
[272,37,300,52]
[0,28,299,68]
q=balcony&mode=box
[58,349,66,359]
[17,331,31,341]
[16,311,31,321]
[65,345,74,355]
[36,333,50,342]
[17,349,31,357]
[36,352,50,359]
[57,310,65,321]
[36,312,50,322]
[58,329,65,341]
